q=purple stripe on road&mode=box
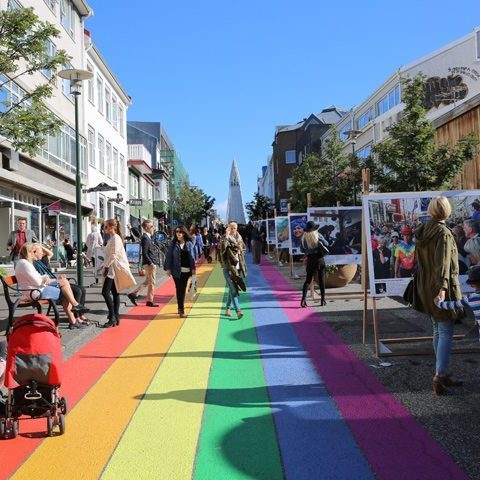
[260,262,468,480]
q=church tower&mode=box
[226,160,246,224]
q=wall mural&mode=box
[423,74,469,109]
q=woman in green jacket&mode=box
[412,196,463,395]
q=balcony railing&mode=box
[128,144,152,166]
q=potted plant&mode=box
[325,264,357,288]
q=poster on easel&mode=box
[288,213,308,255]
[275,216,290,249]
[307,207,362,265]
[363,190,480,297]
[267,218,276,245]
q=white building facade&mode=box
[0,0,92,263]
[84,35,130,232]
[322,28,480,164]
[257,156,275,204]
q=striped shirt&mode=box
[435,292,480,322]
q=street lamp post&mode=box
[58,68,93,287]
[345,129,362,206]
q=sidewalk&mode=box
[0,266,170,359]
[274,256,480,480]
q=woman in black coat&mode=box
[164,226,196,317]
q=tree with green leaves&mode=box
[245,193,274,220]
[0,7,70,156]
[373,73,479,192]
[202,194,215,225]
[174,181,207,226]
[291,126,359,210]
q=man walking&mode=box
[7,217,38,264]
[128,219,160,307]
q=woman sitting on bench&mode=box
[14,243,88,329]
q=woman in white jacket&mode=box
[15,243,88,328]
[102,219,136,327]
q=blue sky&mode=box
[86,0,479,218]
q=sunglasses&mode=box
[175,230,183,233]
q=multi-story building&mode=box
[0,0,92,263]
[257,156,275,204]
[322,28,480,186]
[265,107,345,213]
[84,31,131,231]
[127,121,188,229]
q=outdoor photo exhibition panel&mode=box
[307,207,362,265]
[363,190,480,297]
[267,218,276,245]
[275,216,290,249]
[288,213,308,255]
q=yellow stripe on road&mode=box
[101,265,225,479]
[11,264,214,480]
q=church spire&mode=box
[226,160,246,224]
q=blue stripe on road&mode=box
[247,261,375,480]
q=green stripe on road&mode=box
[194,291,284,480]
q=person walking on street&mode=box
[102,219,136,328]
[128,219,160,307]
[7,217,38,264]
[300,221,329,308]
[85,224,103,267]
[412,196,463,395]
[220,221,247,319]
[251,222,263,265]
[164,226,196,317]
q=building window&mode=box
[61,62,74,101]
[286,178,293,191]
[87,62,94,104]
[42,40,56,79]
[357,107,374,130]
[44,0,57,12]
[339,121,352,141]
[113,148,119,183]
[376,84,401,116]
[357,144,372,159]
[118,105,125,137]
[112,96,118,130]
[106,141,112,178]
[97,77,103,114]
[476,30,480,61]
[120,154,125,186]
[285,150,296,164]
[88,126,95,167]
[7,0,22,10]
[60,0,74,38]
[98,196,105,220]
[98,134,105,173]
[105,87,111,123]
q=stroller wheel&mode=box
[59,396,68,415]
[58,414,65,435]
[47,415,53,437]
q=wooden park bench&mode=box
[0,274,60,333]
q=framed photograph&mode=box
[275,216,290,249]
[307,207,362,265]
[288,213,308,255]
[267,218,276,245]
[363,190,480,297]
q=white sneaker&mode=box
[278,262,283,266]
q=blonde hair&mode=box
[427,196,451,221]
[104,218,124,241]
[302,231,320,250]
[19,242,35,261]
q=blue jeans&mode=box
[432,319,454,375]
[223,268,240,312]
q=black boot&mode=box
[300,283,308,308]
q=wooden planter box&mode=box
[326,264,358,288]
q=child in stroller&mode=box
[0,314,67,439]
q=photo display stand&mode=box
[306,195,364,303]
[361,169,480,357]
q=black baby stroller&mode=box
[0,314,67,439]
